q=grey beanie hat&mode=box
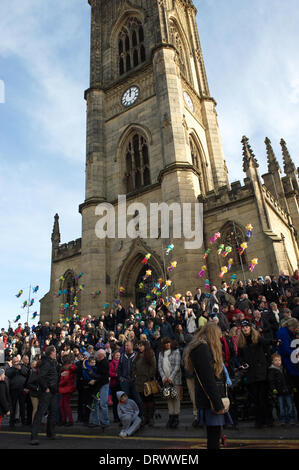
[0,368,5,376]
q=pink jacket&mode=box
[109,359,119,388]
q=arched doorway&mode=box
[116,238,165,310]
[135,264,159,312]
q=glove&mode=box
[272,389,278,395]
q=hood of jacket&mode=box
[117,391,127,402]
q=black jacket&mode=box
[0,380,10,415]
[38,356,59,394]
[94,358,109,391]
[268,365,292,395]
[5,365,29,391]
[238,336,269,384]
[264,282,280,303]
[189,340,226,412]
[27,369,40,398]
[105,314,116,332]
[116,307,127,325]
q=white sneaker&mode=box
[119,430,128,438]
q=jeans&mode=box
[247,381,273,425]
[120,379,143,417]
[31,391,56,440]
[91,383,110,425]
[9,389,26,426]
[278,394,296,423]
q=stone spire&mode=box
[265,137,281,173]
[51,213,60,248]
[280,138,296,174]
[242,136,259,173]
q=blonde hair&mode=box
[284,318,299,330]
[229,326,238,337]
[184,322,223,379]
[237,325,260,349]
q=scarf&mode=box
[163,350,171,378]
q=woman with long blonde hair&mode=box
[184,322,232,449]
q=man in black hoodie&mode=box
[30,345,59,445]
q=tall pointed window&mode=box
[220,223,247,267]
[189,136,207,195]
[118,18,146,76]
[169,20,190,82]
[125,133,151,193]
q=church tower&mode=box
[77,0,229,313]
[40,0,298,323]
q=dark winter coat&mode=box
[94,357,109,391]
[133,351,156,393]
[0,380,10,415]
[264,282,280,303]
[189,338,226,412]
[38,356,59,394]
[160,321,174,339]
[5,365,29,391]
[238,336,269,384]
[117,351,137,381]
[27,369,41,398]
[268,365,292,395]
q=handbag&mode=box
[194,369,230,414]
[161,384,177,399]
[144,379,161,397]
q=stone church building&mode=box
[40,0,299,323]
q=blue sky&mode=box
[0,0,298,328]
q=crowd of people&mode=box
[0,270,299,448]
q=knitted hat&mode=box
[241,320,251,327]
[0,368,5,376]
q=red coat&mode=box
[58,364,76,395]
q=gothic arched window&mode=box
[118,18,146,76]
[169,20,190,83]
[189,135,208,195]
[220,223,247,267]
[125,133,151,193]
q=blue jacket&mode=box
[82,359,98,384]
[277,327,299,377]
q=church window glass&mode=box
[220,223,247,267]
[118,18,146,76]
[125,133,151,193]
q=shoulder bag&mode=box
[193,369,230,414]
[144,379,161,397]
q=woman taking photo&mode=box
[134,340,157,426]
[184,322,232,449]
[158,337,182,429]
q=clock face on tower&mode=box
[121,86,140,107]
[183,91,194,112]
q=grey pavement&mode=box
[1,407,299,449]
